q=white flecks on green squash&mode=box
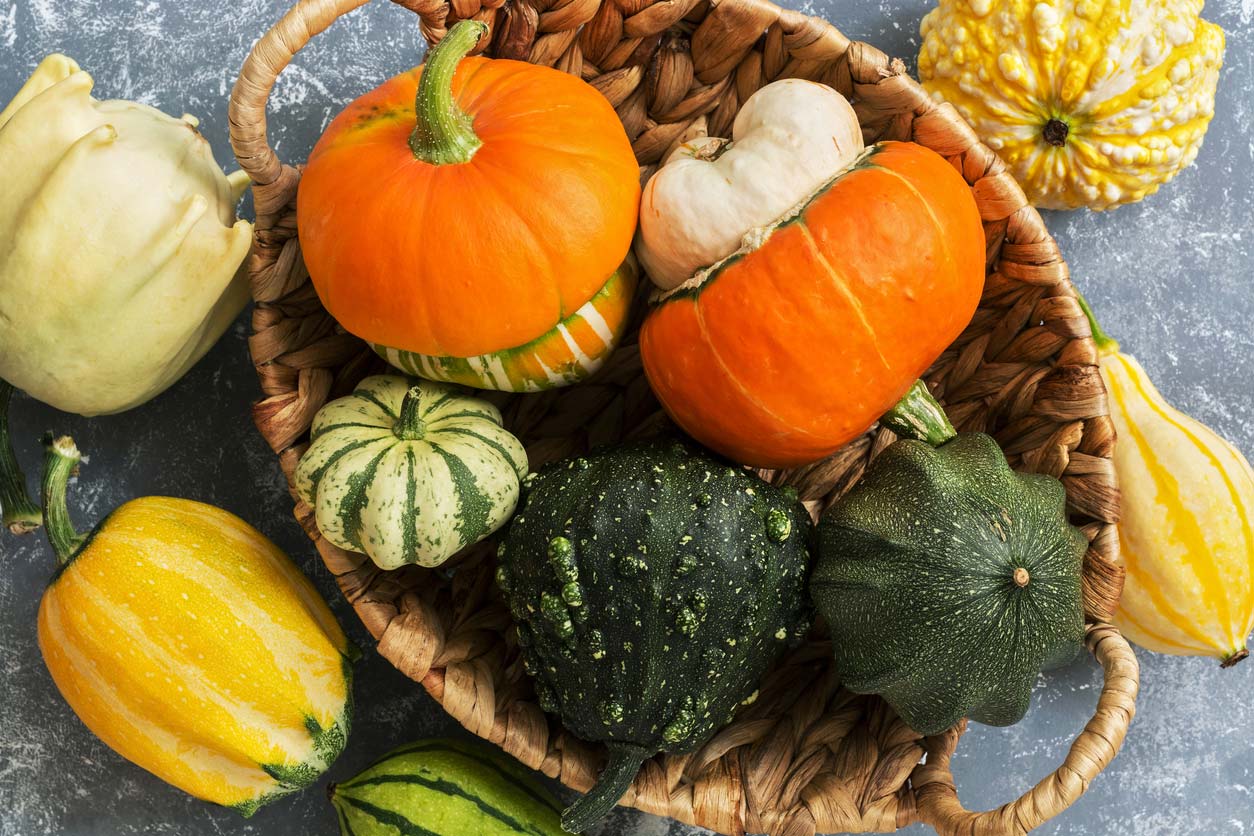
[329,737,565,836]
[295,375,528,569]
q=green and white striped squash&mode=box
[330,738,564,836]
[295,375,528,569]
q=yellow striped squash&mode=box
[371,258,637,392]
[36,436,355,815]
[1080,296,1253,666]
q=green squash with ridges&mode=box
[811,383,1087,736]
[498,437,812,832]
[329,738,564,836]
[295,375,528,569]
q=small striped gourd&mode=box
[36,436,354,816]
[295,376,528,569]
[330,738,564,836]
[1080,296,1253,666]
[373,259,636,393]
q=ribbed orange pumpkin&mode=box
[296,21,640,360]
[639,141,986,469]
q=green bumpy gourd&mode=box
[811,383,1086,736]
[329,738,565,836]
[498,437,812,832]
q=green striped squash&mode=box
[294,376,528,569]
[330,738,564,836]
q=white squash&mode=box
[0,54,252,416]
[635,79,864,290]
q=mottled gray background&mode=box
[1,0,1251,834]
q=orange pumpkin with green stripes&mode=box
[1080,296,1253,667]
[372,260,636,392]
[36,435,355,814]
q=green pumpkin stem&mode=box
[881,380,957,447]
[1073,287,1121,356]
[409,20,487,165]
[394,386,428,440]
[1013,567,1031,587]
[41,434,85,565]
[0,380,41,535]
[561,744,652,833]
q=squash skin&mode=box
[811,433,1086,736]
[330,738,565,836]
[497,437,812,830]
[639,142,985,469]
[37,497,354,815]
[919,0,1225,210]
[297,54,640,359]
[295,375,528,569]
[371,259,636,392]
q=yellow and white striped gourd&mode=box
[36,436,355,815]
[295,376,528,569]
[918,0,1225,210]
[1079,296,1253,666]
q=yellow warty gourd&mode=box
[1079,297,1253,667]
[36,437,356,814]
[918,0,1225,210]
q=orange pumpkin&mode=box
[639,141,985,469]
[297,21,640,362]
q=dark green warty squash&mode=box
[496,437,812,832]
[811,382,1086,737]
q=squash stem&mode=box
[881,381,957,447]
[1221,648,1249,669]
[394,385,428,440]
[1073,288,1120,355]
[1013,567,1031,587]
[409,20,486,165]
[0,380,41,535]
[561,744,652,833]
[41,434,86,565]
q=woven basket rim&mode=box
[228,1,1139,833]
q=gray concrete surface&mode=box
[1,0,1251,833]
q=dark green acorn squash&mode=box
[496,437,811,832]
[811,382,1086,736]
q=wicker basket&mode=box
[229,0,1140,832]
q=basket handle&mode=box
[912,624,1139,835]
[229,0,449,190]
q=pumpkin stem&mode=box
[1043,117,1069,147]
[0,380,41,535]
[409,20,487,165]
[394,385,428,440]
[1073,288,1121,356]
[41,433,86,565]
[1012,567,1031,587]
[561,744,652,833]
[881,381,957,447]
[1221,648,1249,668]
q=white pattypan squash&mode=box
[918,0,1224,210]
[0,54,252,416]
[636,79,863,289]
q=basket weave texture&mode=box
[229,0,1140,832]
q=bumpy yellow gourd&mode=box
[918,0,1225,210]
[36,436,355,814]
[1079,297,1253,666]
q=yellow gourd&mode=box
[918,0,1225,210]
[36,436,356,814]
[1079,295,1253,666]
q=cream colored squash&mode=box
[918,0,1225,210]
[0,54,252,416]
[635,79,863,289]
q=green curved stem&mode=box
[0,380,41,535]
[1073,288,1121,355]
[393,385,428,440]
[42,434,85,565]
[409,20,487,165]
[881,380,957,447]
[561,744,652,833]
